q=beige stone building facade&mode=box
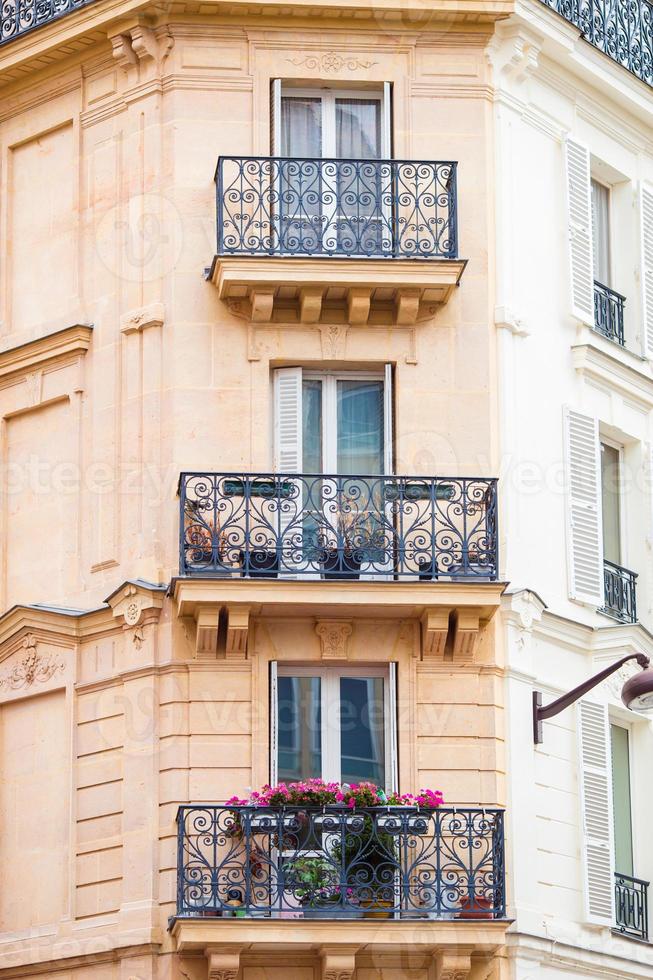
[0,1,511,978]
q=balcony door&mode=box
[275,367,393,575]
[271,82,391,254]
[271,663,397,791]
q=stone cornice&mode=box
[0,579,167,652]
[0,324,93,383]
[0,0,513,87]
[571,339,653,410]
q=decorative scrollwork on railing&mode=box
[176,805,506,919]
[601,559,638,623]
[594,281,626,346]
[178,472,498,581]
[215,157,458,260]
[615,872,649,941]
[540,0,653,87]
[1,0,93,44]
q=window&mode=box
[600,441,622,566]
[610,723,634,877]
[274,84,391,159]
[591,178,611,286]
[274,367,393,475]
[271,83,392,255]
[303,372,385,475]
[272,664,397,790]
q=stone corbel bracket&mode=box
[106,580,166,631]
[110,22,174,74]
[195,603,251,660]
[421,607,483,662]
[434,950,472,980]
[320,945,360,980]
[206,944,245,980]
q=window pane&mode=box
[277,676,322,782]
[339,676,385,787]
[336,99,382,159]
[281,97,322,157]
[591,179,611,286]
[337,380,384,474]
[601,443,621,564]
[302,380,322,474]
[611,724,634,876]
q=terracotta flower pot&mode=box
[457,895,494,919]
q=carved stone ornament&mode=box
[316,620,353,659]
[287,52,377,73]
[206,946,243,980]
[320,324,348,358]
[123,598,143,627]
[0,634,65,691]
[434,951,472,980]
[120,302,165,334]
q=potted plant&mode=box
[284,856,360,918]
[322,507,383,580]
[237,545,280,578]
[185,504,233,570]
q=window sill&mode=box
[571,332,653,409]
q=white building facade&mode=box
[493,3,653,977]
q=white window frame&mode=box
[303,368,390,474]
[275,663,395,790]
[278,85,391,159]
[599,436,626,568]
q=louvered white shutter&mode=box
[640,183,653,357]
[577,700,615,926]
[565,138,594,324]
[274,367,302,471]
[563,408,604,605]
[273,368,302,575]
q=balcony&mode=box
[175,804,506,921]
[615,872,649,942]
[600,559,638,623]
[594,281,626,346]
[1,0,94,44]
[540,0,653,89]
[210,157,466,325]
[179,472,497,581]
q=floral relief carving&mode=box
[286,52,377,72]
[315,620,353,659]
[0,634,65,691]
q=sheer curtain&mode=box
[281,97,322,156]
[591,179,611,285]
[336,99,381,159]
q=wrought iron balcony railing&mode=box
[176,805,506,920]
[601,559,638,623]
[179,472,498,581]
[1,0,94,44]
[540,0,653,88]
[615,872,649,941]
[594,281,626,346]
[215,156,458,260]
